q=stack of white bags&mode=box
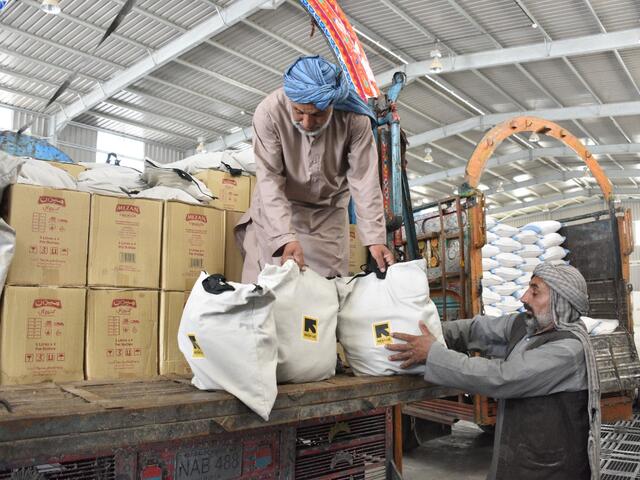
[177,259,444,421]
[482,217,570,317]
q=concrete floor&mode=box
[403,421,493,480]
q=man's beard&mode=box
[292,111,333,137]
[523,304,555,335]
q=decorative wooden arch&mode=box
[462,116,614,201]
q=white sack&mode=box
[484,305,504,317]
[178,273,278,421]
[495,252,524,268]
[548,259,569,266]
[0,152,21,295]
[231,149,257,174]
[482,288,502,305]
[515,273,533,286]
[485,215,498,230]
[486,231,499,244]
[18,159,76,189]
[539,246,569,262]
[0,219,15,296]
[518,244,544,258]
[481,272,505,287]
[490,282,519,296]
[492,237,523,253]
[482,244,500,258]
[482,258,500,271]
[77,164,146,195]
[258,261,338,383]
[521,257,542,272]
[336,260,444,376]
[581,317,619,336]
[521,220,562,235]
[163,151,242,174]
[513,229,538,244]
[135,186,201,203]
[496,296,523,313]
[537,233,565,249]
[491,266,523,281]
[142,161,213,203]
[490,223,519,237]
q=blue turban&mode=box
[283,56,376,123]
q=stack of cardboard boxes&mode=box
[0,169,367,386]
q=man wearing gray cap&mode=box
[388,262,600,480]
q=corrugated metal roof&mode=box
[0,0,638,214]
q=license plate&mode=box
[175,444,243,480]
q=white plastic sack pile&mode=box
[537,233,565,249]
[482,258,500,271]
[336,260,444,376]
[178,272,278,421]
[258,261,338,383]
[77,163,147,195]
[491,282,519,296]
[518,244,544,258]
[164,149,256,175]
[17,159,77,189]
[490,223,519,238]
[513,229,538,244]
[493,237,523,253]
[521,220,562,235]
[138,160,213,204]
[0,152,22,296]
[495,252,524,268]
[521,257,542,272]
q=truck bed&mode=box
[0,374,456,468]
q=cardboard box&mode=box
[348,225,368,275]
[86,289,158,380]
[162,201,225,291]
[88,195,163,288]
[0,286,85,385]
[50,161,87,178]
[2,184,90,286]
[159,291,191,375]
[195,170,251,212]
[224,211,245,282]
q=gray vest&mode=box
[495,313,590,480]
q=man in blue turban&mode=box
[236,55,393,281]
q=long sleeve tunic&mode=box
[236,88,386,281]
[425,314,588,479]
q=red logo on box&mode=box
[222,178,237,186]
[185,213,207,223]
[32,299,62,309]
[38,196,66,207]
[115,204,140,215]
[112,299,137,308]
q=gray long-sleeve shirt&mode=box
[425,314,588,479]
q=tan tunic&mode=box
[236,88,386,282]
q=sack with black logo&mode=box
[336,259,445,376]
[177,272,278,421]
[258,260,338,383]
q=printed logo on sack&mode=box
[373,321,392,347]
[187,333,205,358]
[32,299,62,309]
[185,213,207,224]
[222,178,237,186]
[302,316,318,342]
[115,204,140,216]
[38,196,66,212]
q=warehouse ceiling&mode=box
[1,0,640,218]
